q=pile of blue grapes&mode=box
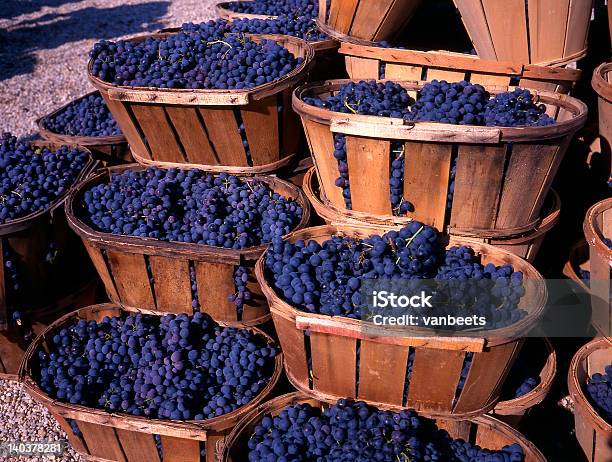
[226,15,327,42]
[81,168,302,249]
[265,222,527,329]
[43,93,121,137]
[247,399,526,461]
[587,365,612,423]
[37,312,278,420]
[225,0,318,17]
[0,133,90,223]
[90,22,302,89]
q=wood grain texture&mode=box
[426,68,466,82]
[527,0,570,64]
[481,0,530,62]
[349,0,395,40]
[345,56,381,79]
[115,428,161,462]
[357,341,409,406]
[102,97,152,160]
[241,94,280,166]
[149,256,192,314]
[384,63,422,80]
[453,0,498,59]
[164,106,217,165]
[195,261,239,323]
[310,331,357,397]
[79,421,127,462]
[563,0,592,60]
[106,250,156,310]
[270,313,310,386]
[130,104,186,163]
[160,435,201,462]
[199,108,248,166]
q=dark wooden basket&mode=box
[592,62,612,182]
[0,280,99,380]
[338,41,582,93]
[37,91,133,165]
[294,79,587,236]
[563,239,592,294]
[254,224,547,418]
[65,164,311,326]
[18,303,283,462]
[568,338,612,462]
[0,142,96,331]
[453,0,592,65]
[317,0,423,42]
[583,198,612,337]
[221,392,547,461]
[490,338,556,428]
[88,33,315,174]
[302,167,561,263]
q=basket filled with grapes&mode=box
[37,91,132,165]
[338,40,582,94]
[0,134,96,333]
[66,164,310,326]
[583,198,612,336]
[221,392,547,461]
[302,167,561,263]
[317,0,423,42]
[490,338,556,428]
[87,26,315,174]
[293,79,587,236]
[453,0,591,66]
[19,303,283,462]
[255,222,547,417]
[568,338,612,462]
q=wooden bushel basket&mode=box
[568,338,612,462]
[19,303,283,462]
[302,167,561,263]
[37,91,133,165]
[453,0,593,65]
[317,0,424,42]
[0,142,96,332]
[592,62,612,182]
[489,338,556,428]
[65,164,311,326]
[294,79,587,237]
[216,1,277,19]
[583,198,612,337]
[254,224,547,418]
[221,392,547,461]
[88,33,315,174]
[338,41,582,94]
[563,239,592,294]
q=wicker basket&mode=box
[453,0,592,65]
[255,224,547,417]
[221,392,547,461]
[591,62,612,184]
[583,198,612,337]
[490,338,556,428]
[302,167,560,263]
[317,0,424,42]
[19,303,283,462]
[88,33,315,174]
[65,164,311,326]
[37,91,132,165]
[293,79,586,236]
[568,338,612,462]
[338,41,582,93]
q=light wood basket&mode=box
[255,224,547,418]
[568,338,612,462]
[592,62,612,184]
[453,0,593,65]
[221,392,547,461]
[19,303,283,462]
[65,164,311,327]
[88,33,315,174]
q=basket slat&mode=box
[106,251,156,310]
[385,62,422,80]
[105,98,151,160]
[563,0,592,58]
[527,0,570,64]
[79,421,127,462]
[165,107,217,165]
[161,435,200,462]
[481,0,530,63]
[83,241,120,301]
[271,312,310,384]
[200,108,248,166]
[51,412,89,454]
[281,88,301,160]
[195,261,238,320]
[115,428,161,462]
[426,68,467,82]
[357,340,408,406]
[455,0,497,59]
[470,73,513,87]
[345,136,392,214]
[345,56,381,79]
[331,0,359,34]
[0,331,25,376]
[130,104,186,163]
[241,95,280,166]
[149,256,192,314]
[310,331,357,397]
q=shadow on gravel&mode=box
[0,0,84,20]
[0,1,170,81]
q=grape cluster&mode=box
[81,168,302,249]
[483,88,554,127]
[587,365,612,423]
[332,134,351,208]
[0,133,90,223]
[226,0,318,17]
[247,399,526,461]
[90,23,302,89]
[2,245,33,343]
[265,222,527,328]
[37,312,278,420]
[43,93,121,137]
[229,265,253,315]
[227,14,328,42]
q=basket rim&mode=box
[583,198,612,261]
[37,90,127,146]
[18,302,284,437]
[254,223,548,348]
[220,391,547,461]
[65,163,312,263]
[592,62,612,103]
[493,337,556,413]
[302,167,561,240]
[0,141,96,236]
[293,79,588,143]
[215,0,278,20]
[568,337,612,432]
[87,32,315,106]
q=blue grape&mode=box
[43,93,121,137]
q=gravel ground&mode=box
[0,0,218,138]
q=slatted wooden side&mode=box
[241,95,281,166]
[195,261,241,322]
[101,98,152,160]
[199,108,248,167]
[164,106,217,165]
[269,312,310,386]
[241,266,270,322]
[78,421,127,462]
[130,104,187,163]
[563,0,592,60]
[474,420,516,451]
[453,0,498,60]
[350,0,395,40]
[50,414,89,455]
[82,242,120,301]
[425,68,467,82]
[160,435,201,462]
[115,428,162,462]
[310,331,357,397]
[527,0,570,64]
[357,341,409,406]
[0,329,26,377]
[384,63,422,80]
[281,88,302,160]
[345,56,380,79]
[106,250,156,310]
[149,256,192,314]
